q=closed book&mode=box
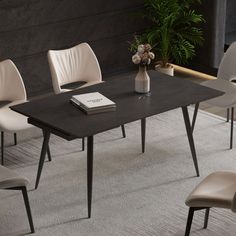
[70,92,116,114]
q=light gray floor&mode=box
[0,108,236,236]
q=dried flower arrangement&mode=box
[132,44,155,67]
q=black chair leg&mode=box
[14,133,17,145]
[121,125,126,138]
[185,207,195,236]
[203,208,210,229]
[227,108,230,122]
[230,107,234,149]
[82,137,85,151]
[21,186,35,233]
[1,131,4,165]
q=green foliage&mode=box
[129,34,146,53]
[133,0,204,67]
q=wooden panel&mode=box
[0,0,145,96]
[0,0,143,32]
[0,9,145,59]
[0,0,227,95]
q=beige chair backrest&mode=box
[0,59,26,102]
[217,41,236,81]
[47,43,102,94]
[232,192,236,212]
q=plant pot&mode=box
[135,66,150,93]
[155,64,174,76]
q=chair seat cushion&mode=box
[79,80,104,88]
[0,165,29,189]
[61,81,87,90]
[0,100,32,132]
[60,80,104,93]
[185,171,236,210]
[202,79,236,107]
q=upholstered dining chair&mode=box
[47,43,103,94]
[47,43,126,145]
[193,42,236,149]
[0,59,51,165]
[185,171,236,236]
[0,165,35,233]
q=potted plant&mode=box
[131,0,204,76]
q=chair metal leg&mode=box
[227,108,230,122]
[141,118,146,153]
[121,125,126,138]
[203,208,210,229]
[185,207,195,236]
[14,133,17,145]
[192,103,199,132]
[230,107,234,149]
[21,186,35,233]
[182,106,199,176]
[1,131,4,165]
[87,136,94,218]
[82,137,85,151]
[35,131,51,189]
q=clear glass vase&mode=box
[135,66,150,93]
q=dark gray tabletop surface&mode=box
[11,70,224,139]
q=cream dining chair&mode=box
[193,42,236,149]
[0,59,51,165]
[47,43,126,147]
[0,165,35,233]
[185,171,236,235]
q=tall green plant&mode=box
[140,0,204,67]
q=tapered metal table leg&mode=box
[192,103,199,132]
[35,131,51,189]
[87,136,94,218]
[230,107,234,149]
[1,131,4,165]
[141,118,146,153]
[182,106,200,176]
[14,133,17,145]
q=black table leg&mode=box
[141,118,146,153]
[227,108,230,122]
[1,131,4,166]
[47,147,52,162]
[82,137,85,151]
[230,107,234,149]
[192,102,199,132]
[182,106,200,177]
[14,133,17,145]
[121,125,126,138]
[87,135,94,218]
[43,130,52,162]
[35,131,51,189]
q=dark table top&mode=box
[11,70,224,140]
